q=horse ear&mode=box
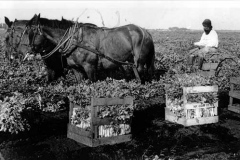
[37,14,41,20]
[36,13,41,24]
[27,14,40,26]
[4,16,13,27]
[26,14,36,26]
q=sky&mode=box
[1,0,240,30]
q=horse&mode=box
[4,16,75,82]
[26,14,155,83]
[4,17,31,62]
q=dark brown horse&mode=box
[26,14,155,83]
[4,17,31,61]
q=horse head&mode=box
[3,17,13,60]
[26,14,51,55]
[26,14,70,57]
[25,14,75,81]
[4,17,31,61]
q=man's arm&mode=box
[194,33,206,48]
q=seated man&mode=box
[188,19,219,69]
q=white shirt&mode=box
[194,30,218,48]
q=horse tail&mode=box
[146,31,155,77]
[148,45,155,77]
[128,25,155,81]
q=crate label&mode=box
[193,103,211,108]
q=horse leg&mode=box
[72,68,85,83]
[146,50,155,81]
[132,48,145,83]
[47,68,56,82]
[119,65,127,80]
[133,57,144,83]
[137,64,145,84]
[83,64,97,82]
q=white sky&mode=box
[1,0,240,30]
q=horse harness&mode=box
[30,22,142,81]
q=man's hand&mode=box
[194,42,199,46]
[194,42,205,49]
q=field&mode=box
[1,28,240,160]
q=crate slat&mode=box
[165,108,218,126]
[91,97,133,106]
[202,63,218,70]
[92,134,132,147]
[228,77,240,114]
[183,85,218,94]
[67,131,93,147]
[198,70,215,77]
[92,117,128,126]
[230,77,240,85]
[229,91,240,100]
[185,117,219,126]
[228,105,240,114]
[68,124,92,137]
[184,102,218,109]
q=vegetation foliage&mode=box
[1,29,240,159]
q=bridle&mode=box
[8,26,29,53]
[29,22,80,60]
[29,24,43,47]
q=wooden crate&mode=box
[67,97,133,147]
[165,85,219,126]
[228,77,240,113]
[202,62,219,71]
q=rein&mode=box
[32,22,78,59]
[42,22,79,59]
[74,43,135,67]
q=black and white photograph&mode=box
[1,0,240,159]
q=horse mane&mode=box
[14,20,29,26]
[78,23,120,31]
[39,17,74,30]
[78,22,97,28]
[39,17,99,30]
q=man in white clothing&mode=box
[188,19,219,69]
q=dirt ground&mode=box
[1,92,240,160]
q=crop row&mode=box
[1,30,240,134]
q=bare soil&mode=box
[1,92,240,160]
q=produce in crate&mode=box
[71,106,91,130]
[98,124,131,138]
[163,73,218,119]
[71,103,134,137]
